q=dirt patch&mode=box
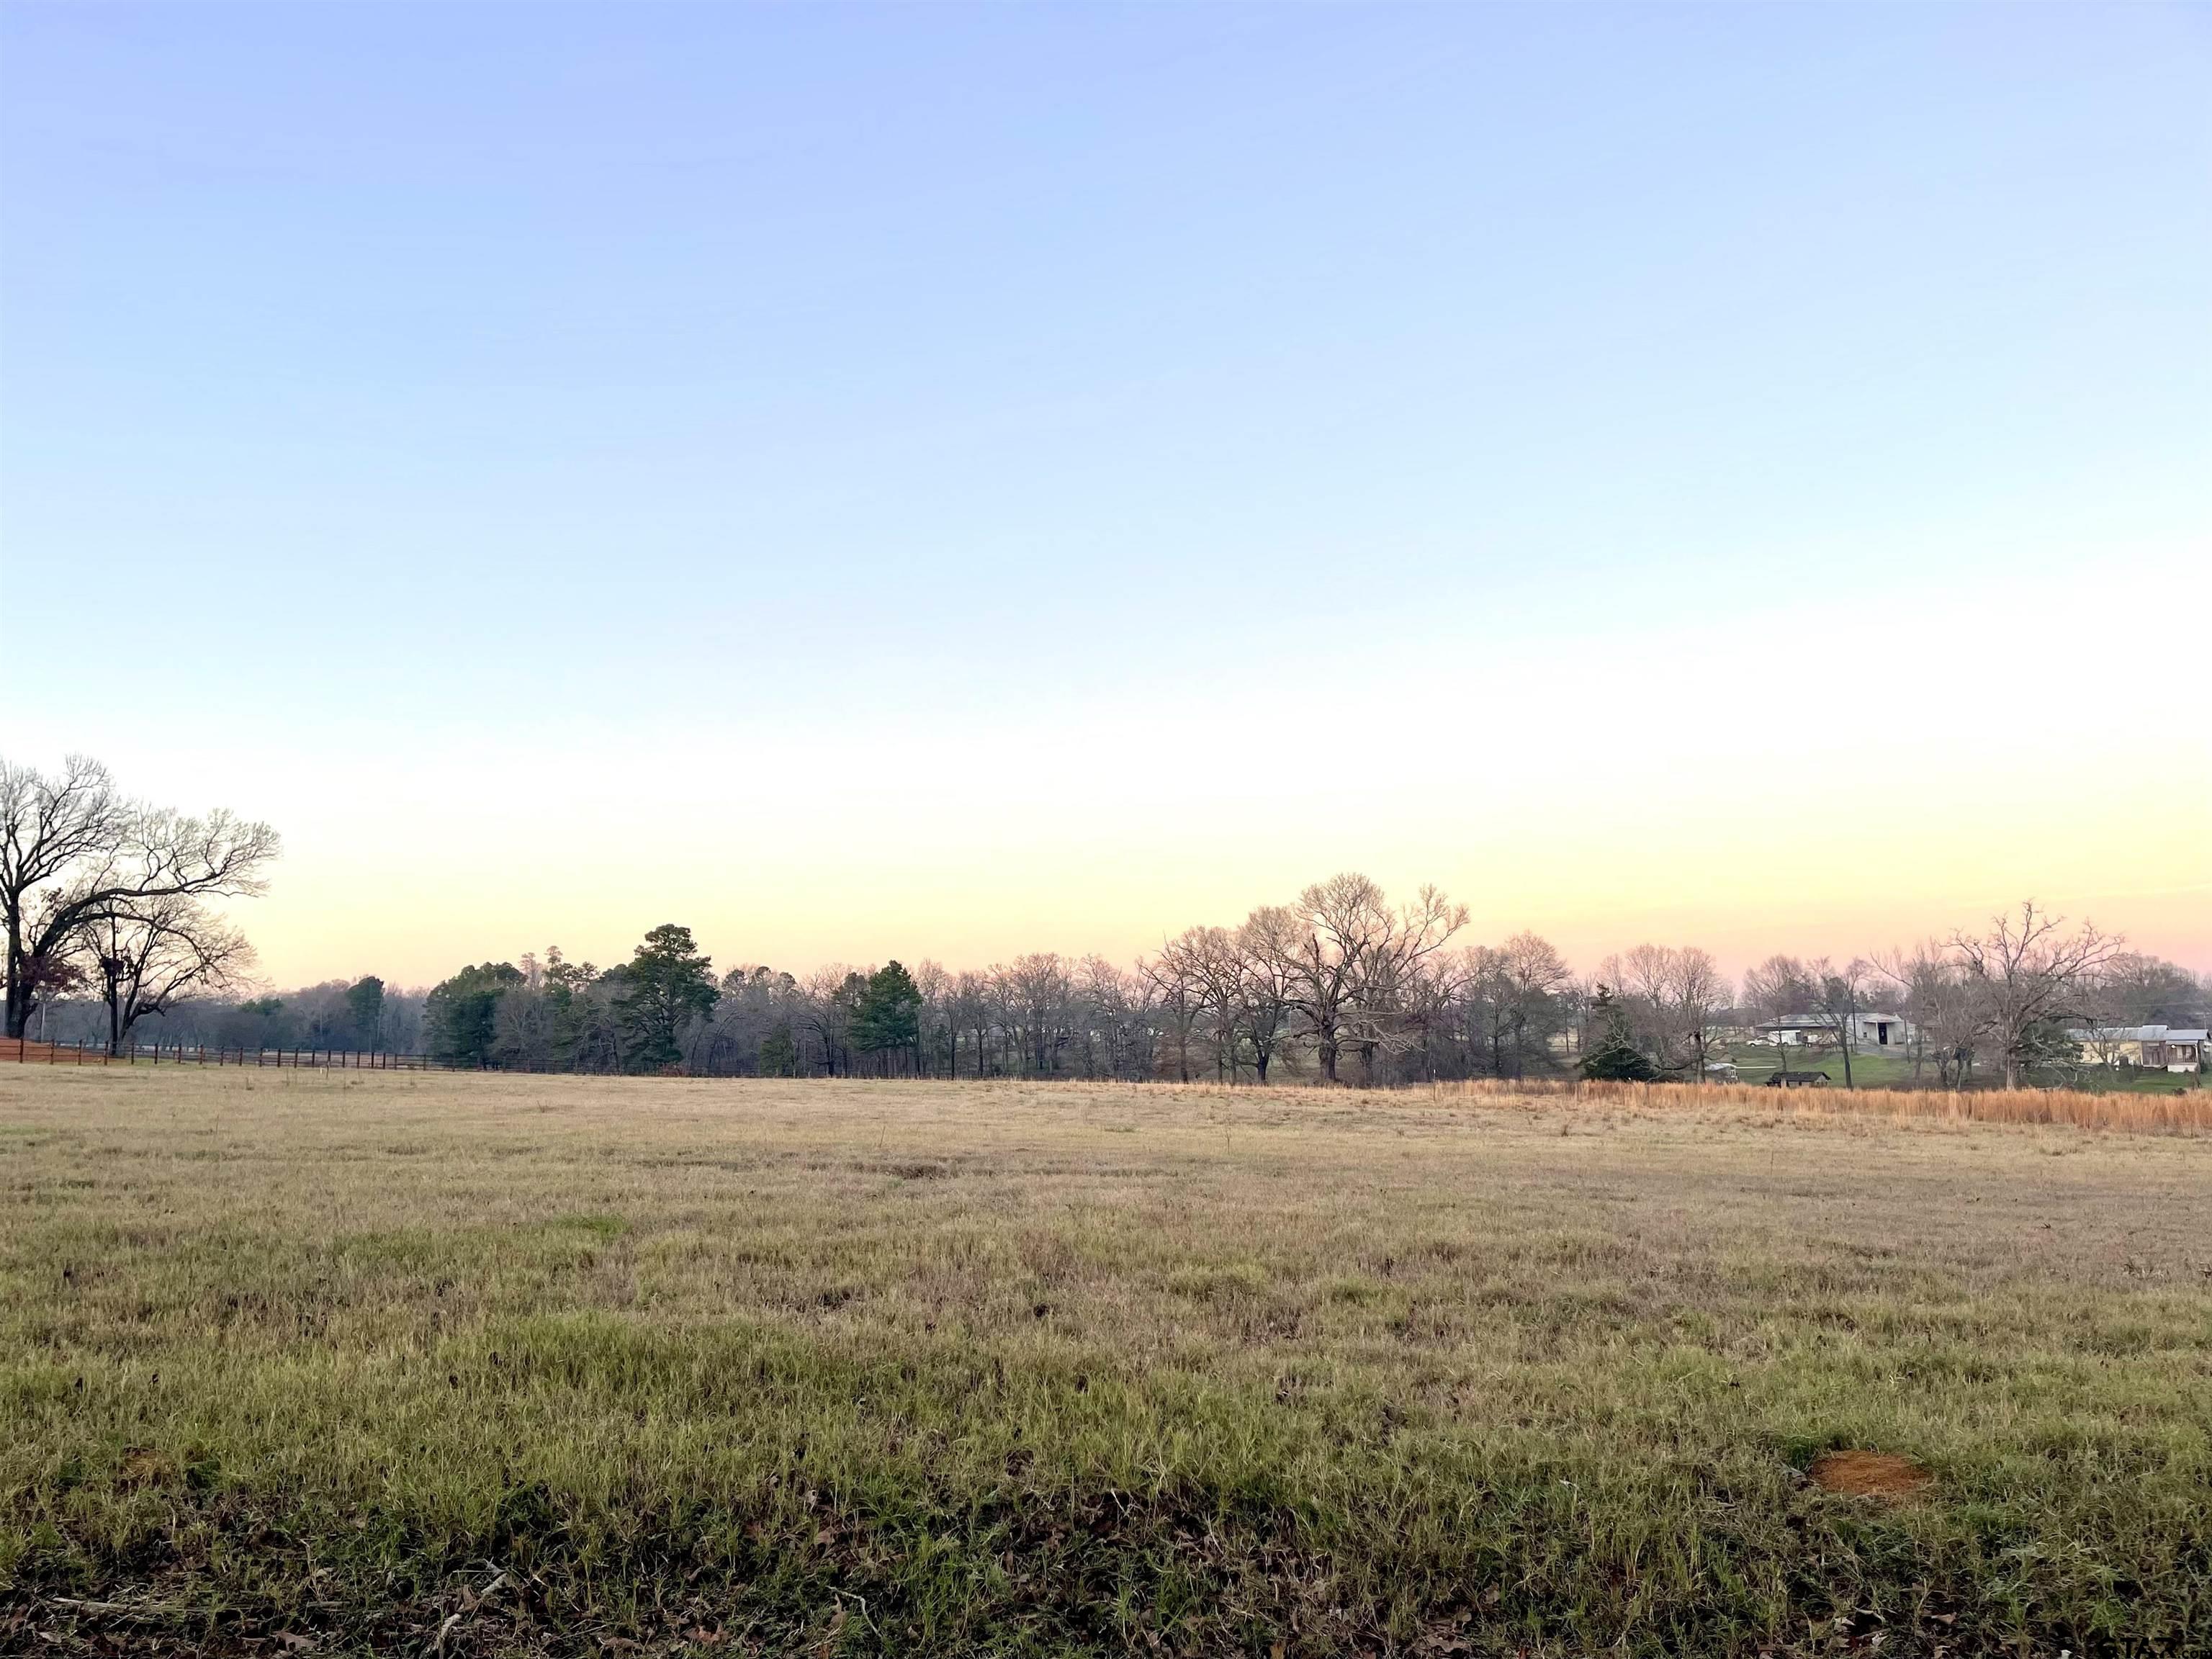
[1809,1449,1931,1498]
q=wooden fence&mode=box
[5,1038,470,1071]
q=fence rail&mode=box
[5,1038,474,1071]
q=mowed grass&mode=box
[2,1071,2209,1657]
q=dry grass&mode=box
[2,1068,2209,1656]
[1444,1076,2212,1132]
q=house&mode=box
[2067,1025,2208,1073]
[1755,1012,1914,1051]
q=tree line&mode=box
[400,893,2193,1092]
[6,755,2201,1088]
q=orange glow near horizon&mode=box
[201,710,2212,989]
[19,544,2210,992]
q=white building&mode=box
[1755,1012,1914,1051]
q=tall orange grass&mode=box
[1441,1075,2212,1133]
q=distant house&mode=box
[1755,1012,1913,1051]
[2067,1025,2207,1074]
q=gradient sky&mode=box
[3,3,2208,989]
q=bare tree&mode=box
[1800,956,1874,1089]
[1499,932,1573,1074]
[494,981,564,1071]
[1871,940,1958,1083]
[949,970,995,1079]
[1460,945,1516,1077]
[75,895,257,1055]
[1232,909,1299,1084]
[1267,874,1388,1084]
[1,755,279,1038]
[912,959,953,1077]
[1074,954,1146,1080]
[798,964,859,1076]
[1605,944,1726,1079]
[2090,952,2207,1028]
[1949,902,2122,1089]
[1002,953,1073,1076]
[1666,946,1728,1083]
[1617,945,1680,1069]
[1350,884,1470,1081]
[1742,953,1812,1066]
[1919,967,1987,1087]
[1162,925,1246,1082]
[1268,874,1465,1085]
[1141,948,1201,1084]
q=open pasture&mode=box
[3,1069,2209,1656]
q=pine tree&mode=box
[1579,984,1658,1082]
[852,961,923,1075]
[611,925,717,1073]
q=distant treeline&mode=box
[6,757,2203,1091]
[48,896,2203,1095]
[30,974,429,1058]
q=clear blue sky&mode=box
[4,4,2208,981]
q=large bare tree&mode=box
[1949,902,2121,1089]
[1,755,278,1039]
[1268,873,1394,1086]
[1264,874,1466,1085]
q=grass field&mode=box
[3,1070,2209,1657]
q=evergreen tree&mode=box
[612,924,717,1072]
[345,976,385,1048]
[425,962,523,1066]
[852,960,923,1074]
[759,1023,798,1078]
[526,946,602,1069]
[1579,984,1658,1082]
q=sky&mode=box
[2,3,2208,989]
